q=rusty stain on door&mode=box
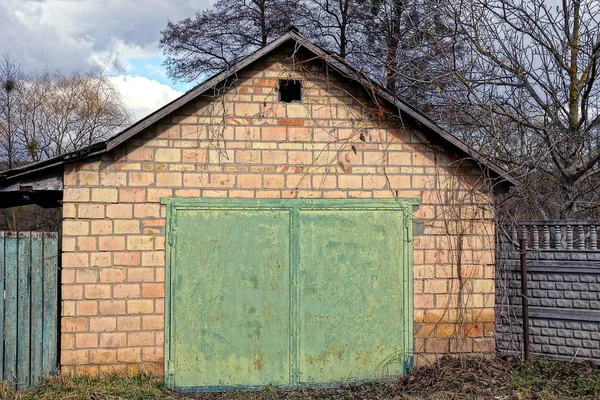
[162,199,416,391]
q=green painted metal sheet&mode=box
[171,208,291,389]
[297,209,406,384]
[164,199,416,391]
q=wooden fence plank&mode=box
[0,231,58,389]
[42,232,58,377]
[30,233,44,386]
[17,232,31,390]
[4,233,18,385]
[0,232,5,381]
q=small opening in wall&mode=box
[279,80,302,103]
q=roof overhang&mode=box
[0,166,63,208]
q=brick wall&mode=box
[60,44,496,376]
[497,225,600,362]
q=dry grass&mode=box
[3,357,600,399]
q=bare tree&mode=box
[437,0,600,218]
[0,61,131,167]
[299,0,365,58]
[355,0,456,110]
[0,55,131,231]
[160,0,300,81]
[0,54,24,170]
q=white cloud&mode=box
[0,0,210,119]
[109,75,184,122]
[0,0,213,72]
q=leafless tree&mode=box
[0,55,131,231]
[160,0,300,81]
[437,0,600,219]
[0,54,23,170]
[0,59,131,167]
[298,0,366,58]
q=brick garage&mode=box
[0,31,516,382]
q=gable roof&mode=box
[0,30,520,192]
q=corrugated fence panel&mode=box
[0,232,59,389]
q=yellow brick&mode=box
[286,104,310,118]
[147,189,173,203]
[156,173,182,187]
[127,299,154,314]
[76,269,98,284]
[117,348,142,363]
[77,204,104,219]
[63,237,76,252]
[84,284,112,299]
[64,188,90,202]
[89,349,117,364]
[127,147,153,161]
[79,171,99,186]
[128,331,155,346]
[129,172,154,187]
[63,203,77,218]
[424,280,448,294]
[234,103,260,117]
[100,171,127,186]
[127,236,155,251]
[141,251,164,267]
[91,188,118,203]
[106,204,132,219]
[113,284,141,299]
[134,204,160,218]
[155,148,181,163]
[89,317,117,332]
[97,268,125,283]
[91,220,112,235]
[472,279,495,294]
[114,220,140,234]
[90,253,111,267]
[63,220,89,236]
[98,236,126,251]
[64,167,78,186]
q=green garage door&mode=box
[163,199,415,391]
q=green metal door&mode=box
[297,209,407,384]
[163,199,415,391]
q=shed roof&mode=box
[0,31,519,206]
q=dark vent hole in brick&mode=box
[279,80,302,103]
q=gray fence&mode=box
[496,221,600,362]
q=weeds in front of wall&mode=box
[4,357,600,399]
[1,372,171,400]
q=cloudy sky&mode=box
[0,0,214,121]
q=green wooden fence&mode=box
[0,232,58,390]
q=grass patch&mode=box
[2,373,171,400]
[3,357,600,399]
[511,358,600,399]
